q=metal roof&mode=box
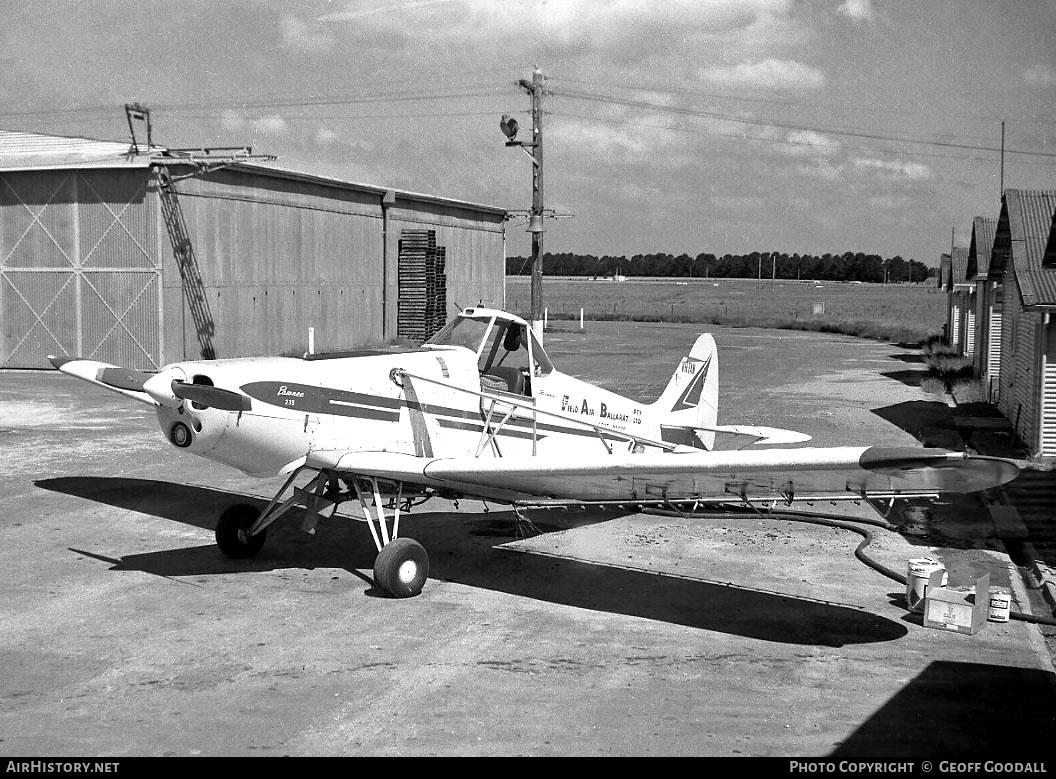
[940,248,970,291]
[967,215,997,280]
[0,129,508,217]
[0,129,147,169]
[950,246,970,288]
[997,189,1056,307]
[231,160,509,217]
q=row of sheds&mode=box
[940,189,1056,459]
[0,129,508,370]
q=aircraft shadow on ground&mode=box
[830,660,1056,757]
[37,475,908,648]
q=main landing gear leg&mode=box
[214,468,327,559]
[213,469,430,598]
[352,477,430,598]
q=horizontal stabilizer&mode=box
[661,422,812,449]
[711,424,813,446]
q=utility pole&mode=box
[1000,120,1005,196]
[502,67,545,338]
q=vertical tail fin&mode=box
[650,333,718,448]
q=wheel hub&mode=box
[397,559,418,584]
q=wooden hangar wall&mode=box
[0,162,507,369]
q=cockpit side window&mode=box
[479,322,534,395]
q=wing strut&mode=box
[395,368,675,455]
[351,476,404,552]
[476,397,519,457]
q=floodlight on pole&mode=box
[499,114,519,142]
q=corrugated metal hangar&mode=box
[0,129,508,370]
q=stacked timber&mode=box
[398,229,448,342]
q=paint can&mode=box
[906,557,947,613]
[988,587,1011,622]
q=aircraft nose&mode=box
[143,368,188,407]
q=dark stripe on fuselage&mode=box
[241,381,402,420]
[240,380,623,442]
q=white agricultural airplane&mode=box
[50,306,1019,598]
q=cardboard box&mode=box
[923,572,990,635]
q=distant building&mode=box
[967,215,1000,398]
[941,246,972,353]
[0,129,508,370]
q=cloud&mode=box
[698,58,825,90]
[868,194,912,210]
[852,157,932,181]
[253,115,290,136]
[549,114,676,159]
[837,0,874,23]
[318,0,457,22]
[317,1,797,58]
[795,159,844,183]
[784,129,840,157]
[221,111,290,141]
[1023,63,1056,87]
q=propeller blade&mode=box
[96,366,154,392]
[171,382,252,412]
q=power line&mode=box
[548,86,1056,161]
[553,110,1056,168]
[4,76,1052,167]
[549,74,1056,128]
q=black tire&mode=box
[215,503,266,559]
[373,537,429,598]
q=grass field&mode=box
[505,276,946,345]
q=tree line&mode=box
[506,251,934,283]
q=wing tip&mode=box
[859,445,1020,492]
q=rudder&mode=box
[650,333,718,448]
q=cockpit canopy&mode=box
[425,307,553,393]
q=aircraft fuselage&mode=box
[155,345,667,478]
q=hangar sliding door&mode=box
[0,170,161,369]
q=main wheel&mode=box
[373,537,429,598]
[215,503,267,558]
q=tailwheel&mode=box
[215,503,267,558]
[373,537,429,598]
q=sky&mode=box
[2,0,1055,267]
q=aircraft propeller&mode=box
[52,358,251,411]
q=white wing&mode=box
[307,446,1019,506]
